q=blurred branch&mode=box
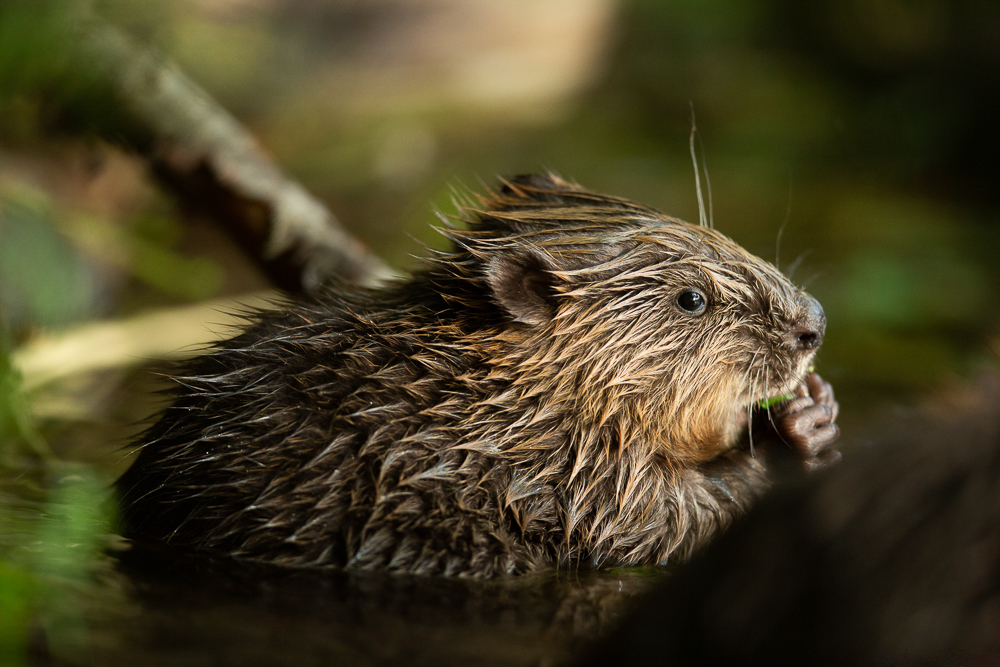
[70,13,393,291]
[12,292,279,393]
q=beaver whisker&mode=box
[784,249,812,281]
[774,176,794,272]
[688,103,714,230]
[747,363,765,458]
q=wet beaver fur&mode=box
[117,174,840,577]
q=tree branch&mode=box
[72,14,393,291]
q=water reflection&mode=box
[69,546,661,667]
[2,465,663,666]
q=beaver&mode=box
[116,173,840,577]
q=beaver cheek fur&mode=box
[116,174,840,577]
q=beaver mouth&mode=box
[732,387,795,430]
[735,360,815,426]
[726,344,819,432]
[753,379,801,410]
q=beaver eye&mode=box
[677,289,707,314]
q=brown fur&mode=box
[117,174,835,577]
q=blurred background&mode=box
[1,0,998,664]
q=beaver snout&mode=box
[789,294,826,352]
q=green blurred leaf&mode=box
[0,190,100,330]
[0,560,34,665]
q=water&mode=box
[9,530,663,666]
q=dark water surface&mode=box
[0,460,661,666]
[27,540,663,666]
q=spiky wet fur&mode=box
[117,174,822,577]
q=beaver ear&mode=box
[486,250,557,326]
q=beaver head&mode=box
[442,174,825,466]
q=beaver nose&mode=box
[790,294,826,352]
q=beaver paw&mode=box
[773,373,841,472]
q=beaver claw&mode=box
[773,373,841,472]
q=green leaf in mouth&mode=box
[756,394,793,409]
